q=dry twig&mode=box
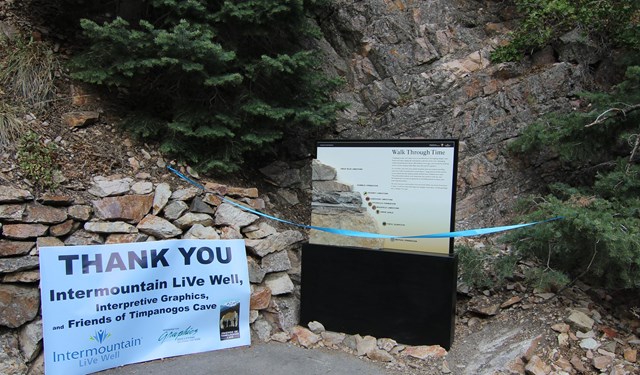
[585,103,640,128]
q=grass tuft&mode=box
[0,100,23,151]
[0,37,58,109]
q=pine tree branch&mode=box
[628,134,640,173]
[585,103,640,127]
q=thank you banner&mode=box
[39,239,251,375]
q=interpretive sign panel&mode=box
[39,239,250,375]
[311,140,458,254]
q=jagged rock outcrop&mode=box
[313,0,606,229]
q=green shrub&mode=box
[456,242,576,292]
[70,0,344,173]
[17,131,60,191]
[524,267,570,293]
[456,245,494,289]
[494,253,519,282]
[491,0,640,62]
[455,245,521,289]
[506,66,640,288]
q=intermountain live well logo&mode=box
[89,330,111,344]
[52,329,142,368]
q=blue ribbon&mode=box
[167,166,561,238]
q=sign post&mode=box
[39,239,250,375]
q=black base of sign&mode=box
[300,243,457,349]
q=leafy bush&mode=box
[456,243,572,292]
[491,0,640,62]
[524,267,570,293]
[70,0,343,173]
[506,66,640,288]
[17,131,60,191]
[455,245,520,289]
[494,253,519,282]
[456,245,494,289]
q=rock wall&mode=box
[315,0,607,229]
[0,175,304,375]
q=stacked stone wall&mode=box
[0,174,303,374]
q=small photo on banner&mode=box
[219,300,241,341]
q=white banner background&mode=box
[39,239,250,375]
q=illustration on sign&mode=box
[310,140,458,254]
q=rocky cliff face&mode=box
[314,0,602,229]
